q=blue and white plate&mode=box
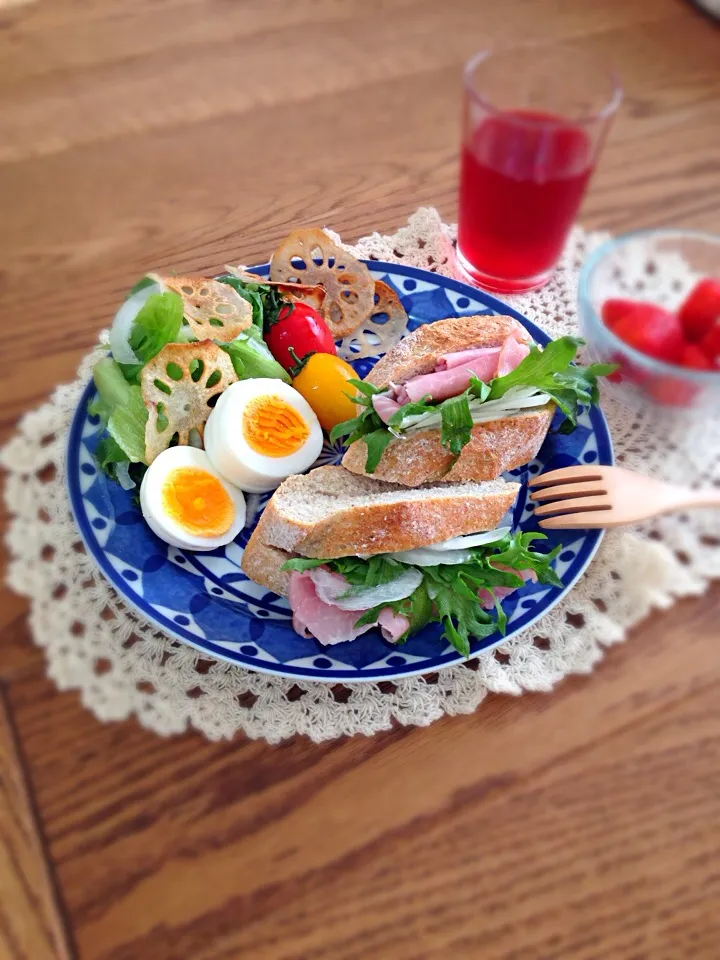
[67,261,612,682]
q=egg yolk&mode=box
[242,395,310,457]
[161,467,234,537]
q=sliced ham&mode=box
[372,392,403,424]
[399,355,505,404]
[496,336,530,377]
[289,571,409,646]
[437,346,501,371]
[377,608,410,642]
[477,567,538,610]
[289,571,375,646]
[389,332,530,407]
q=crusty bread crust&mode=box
[250,466,519,560]
[241,535,293,596]
[365,315,529,389]
[341,405,555,486]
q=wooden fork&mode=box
[527,465,720,529]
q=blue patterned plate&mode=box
[67,261,612,682]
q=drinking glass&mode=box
[456,46,622,293]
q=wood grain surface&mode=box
[0,0,719,958]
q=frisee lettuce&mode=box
[216,274,287,332]
[330,337,617,472]
[281,531,561,654]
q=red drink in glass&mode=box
[456,50,621,293]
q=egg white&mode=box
[203,379,323,493]
[140,446,246,551]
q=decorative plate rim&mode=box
[66,259,612,683]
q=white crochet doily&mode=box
[3,209,719,743]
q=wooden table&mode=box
[1,1,719,957]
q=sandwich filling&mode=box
[282,528,562,656]
[331,334,616,473]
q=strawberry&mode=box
[612,304,684,364]
[601,298,640,330]
[680,343,713,371]
[678,278,720,342]
[699,324,720,368]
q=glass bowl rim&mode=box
[578,227,720,385]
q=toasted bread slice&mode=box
[241,465,519,564]
[341,406,555,486]
[365,315,529,389]
[241,537,294,597]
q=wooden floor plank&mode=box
[0,691,73,960]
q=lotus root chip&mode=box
[141,341,237,463]
[338,281,409,361]
[162,276,252,342]
[269,228,374,338]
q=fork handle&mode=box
[676,488,720,510]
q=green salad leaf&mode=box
[221,330,291,383]
[115,291,184,383]
[91,358,148,468]
[331,338,617,473]
[281,531,561,655]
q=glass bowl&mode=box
[578,229,720,411]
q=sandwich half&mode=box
[334,315,612,487]
[242,465,562,655]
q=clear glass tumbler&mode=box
[456,46,622,293]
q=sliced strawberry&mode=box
[647,374,699,407]
[699,324,720,368]
[601,298,640,330]
[612,304,684,364]
[678,278,720,342]
[680,343,713,371]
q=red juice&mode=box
[457,111,593,290]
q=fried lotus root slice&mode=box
[269,228,374,338]
[338,280,409,361]
[224,266,327,314]
[161,276,253,342]
[142,341,237,463]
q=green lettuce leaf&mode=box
[92,358,148,468]
[221,333,291,383]
[127,292,184,366]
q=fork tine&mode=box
[533,495,611,518]
[538,511,616,530]
[528,466,604,489]
[529,481,606,502]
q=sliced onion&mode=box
[386,546,472,566]
[109,277,166,365]
[425,527,511,552]
[115,462,136,490]
[401,386,550,433]
[310,567,423,611]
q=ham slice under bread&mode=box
[370,335,530,422]
[289,571,410,645]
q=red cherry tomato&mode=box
[601,298,641,331]
[265,302,336,372]
[699,324,720,368]
[678,278,720,342]
[612,304,684,364]
[680,343,713,371]
[646,374,699,407]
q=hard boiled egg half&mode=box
[204,379,323,493]
[140,446,246,551]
